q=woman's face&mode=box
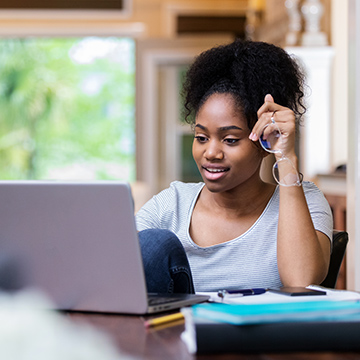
[192,93,265,193]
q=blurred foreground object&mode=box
[0,290,131,360]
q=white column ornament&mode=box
[301,0,328,46]
[285,0,302,46]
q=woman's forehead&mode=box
[196,93,248,128]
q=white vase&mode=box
[285,0,302,46]
[301,0,328,46]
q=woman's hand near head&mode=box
[249,94,297,163]
[250,95,330,287]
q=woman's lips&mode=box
[202,166,230,181]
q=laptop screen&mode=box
[0,181,150,313]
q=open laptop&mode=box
[0,181,209,314]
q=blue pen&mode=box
[217,288,267,299]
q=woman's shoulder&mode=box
[270,181,328,208]
[302,181,332,212]
[150,181,204,204]
[302,180,325,195]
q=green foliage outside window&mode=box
[0,37,135,181]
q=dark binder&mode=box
[195,320,360,353]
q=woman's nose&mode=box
[204,141,224,160]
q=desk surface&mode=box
[67,312,360,360]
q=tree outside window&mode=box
[0,37,135,181]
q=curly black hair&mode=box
[182,39,306,130]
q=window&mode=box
[0,37,135,181]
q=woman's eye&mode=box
[194,135,208,143]
[224,138,240,145]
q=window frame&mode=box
[135,36,232,195]
[0,11,141,183]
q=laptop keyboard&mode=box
[148,296,183,305]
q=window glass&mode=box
[0,37,135,181]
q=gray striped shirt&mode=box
[135,181,333,292]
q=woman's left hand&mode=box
[249,94,297,160]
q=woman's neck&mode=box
[199,180,276,218]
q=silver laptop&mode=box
[0,181,209,314]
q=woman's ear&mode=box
[262,150,271,158]
[260,155,277,184]
[251,138,271,158]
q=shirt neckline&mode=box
[186,183,279,249]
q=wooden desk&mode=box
[67,312,360,360]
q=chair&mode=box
[320,231,349,288]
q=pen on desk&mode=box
[217,288,267,299]
[144,312,184,328]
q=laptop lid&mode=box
[0,181,208,314]
[0,181,155,314]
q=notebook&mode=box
[0,181,209,314]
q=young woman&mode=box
[135,39,333,294]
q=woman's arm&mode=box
[277,186,331,286]
[250,94,331,286]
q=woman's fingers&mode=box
[252,95,282,139]
[265,93,274,103]
[250,109,281,141]
[250,95,296,156]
